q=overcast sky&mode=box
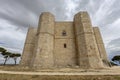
[0,0,120,63]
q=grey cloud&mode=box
[0,12,29,28]
[108,38,120,47]
[0,0,69,29]
[0,0,120,28]
[108,49,120,60]
[106,38,120,60]
[0,1,38,28]
[92,0,120,27]
[16,0,68,21]
[105,9,120,25]
[0,33,25,52]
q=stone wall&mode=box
[54,22,77,67]
[93,27,111,67]
[20,27,37,66]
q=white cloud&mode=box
[92,0,116,26]
[0,19,26,53]
[65,0,80,20]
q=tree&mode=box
[110,61,118,66]
[112,55,120,64]
[0,47,10,65]
[0,47,6,54]
[0,47,21,65]
[3,52,12,65]
[10,53,21,65]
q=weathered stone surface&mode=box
[54,22,77,67]
[20,11,110,69]
[20,27,37,66]
[32,12,55,69]
[55,22,74,38]
[74,12,103,68]
[93,27,111,67]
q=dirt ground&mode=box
[1,74,120,80]
[0,66,120,80]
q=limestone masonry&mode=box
[20,11,111,69]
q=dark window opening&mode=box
[62,30,67,36]
[64,43,67,48]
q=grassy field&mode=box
[0,73,120,80]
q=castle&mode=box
[20,11,110,69]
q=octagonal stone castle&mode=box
[20,11,110,69]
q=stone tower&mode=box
[20,11,110,69]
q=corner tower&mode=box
[32,12,55,68]
[20,27,37,66]
[74,12,104,68]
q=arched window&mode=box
[62,30,67,36]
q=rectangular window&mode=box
[64,43,67,48]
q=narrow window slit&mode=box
[64,43,67,48]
